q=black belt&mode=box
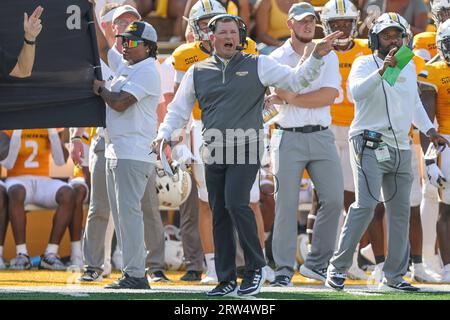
[275,124,328,133]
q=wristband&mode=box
[24,37,36,45]
[71,136,82,142]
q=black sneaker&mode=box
[237,268,265,296]
[325,269,346,291]
[78,269,103,282]
[180,270,202,282]
[207,281,238,297]
[149,270,171,282]
[270,275,292,287]
[379,278,420,292]
[104,273,151,289]
[299,264,327,282]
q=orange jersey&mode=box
[5,129,51,177]
[418,61,450,134]
[331,39,371,126]
[172,39,258,120]
[413,32,437,61]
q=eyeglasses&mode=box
[122,38,144,48]
[379,33,404,41]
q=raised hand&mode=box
[312,31,344,58]
[379,47,398,76]
[24,6,44,42]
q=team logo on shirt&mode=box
[235,71,248,76]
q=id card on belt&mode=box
[374,143,390,162]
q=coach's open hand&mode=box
[312,31,343,58]
[24,6,44,42]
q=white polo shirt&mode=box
[269,40,341,128]
[104,48,160,163]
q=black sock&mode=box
[375,255,385,265]
[411,255,422,264]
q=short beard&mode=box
[378,44,400,58]
[294,32,313,44]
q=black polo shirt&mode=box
[0,46,18,78]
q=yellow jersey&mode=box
[5,129,52,177]
[331,39,371,127]
[418,61,450,135]
[413,32,437,61]
[172,38,257,120]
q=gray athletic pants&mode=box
[271,128,343,278]
[329,135,413,284]
[83,138,165,274]
[106,158,163,278]
[179,173,204,272]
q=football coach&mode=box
[153,13,342,297]
[325,14,450,292]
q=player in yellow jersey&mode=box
[414,0,450,61]
[171,0,273,283]
[418,19,450,282]
[0,129,74,270]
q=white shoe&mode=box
[0,256,7,270]
[263,265,275,283]
[112,249,123,270]
[423,254,443,275]
[441,264,450,283]
[201,267,218,284]
[370,262,384,283]
[347,251,368,280]
[360,244,376,265]
[411,263,440,283]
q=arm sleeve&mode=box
[0,47,18,78]
[348,57,383,101]
[321,53,341,89]
[413,89,434,134]
[257,54,324,92]
[157,67,196,141]
[175,70,186,84]
[107,48,122,73]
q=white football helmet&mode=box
[164,225,185,271]
[431,0,450,26]
[321,0,359,45]
[188,0,227,41]
[155,161,192,209]
[437,19,450,63]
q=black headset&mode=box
[368,13,407,51]
[207,14,248,49]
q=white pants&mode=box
[5,175,70,208]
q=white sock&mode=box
[205,253,215,270]
[262,248,267,260]
[45,244,59,255]
[0,245,3,257]
[16,244,28,256]
[70,241,82,258]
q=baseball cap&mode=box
[112,5,141,24]
[117,21,158,42]
[288,2,316,21]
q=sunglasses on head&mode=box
[122,38,144,48]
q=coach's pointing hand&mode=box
[378,47,398,76]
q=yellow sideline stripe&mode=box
[0,270,433,287]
